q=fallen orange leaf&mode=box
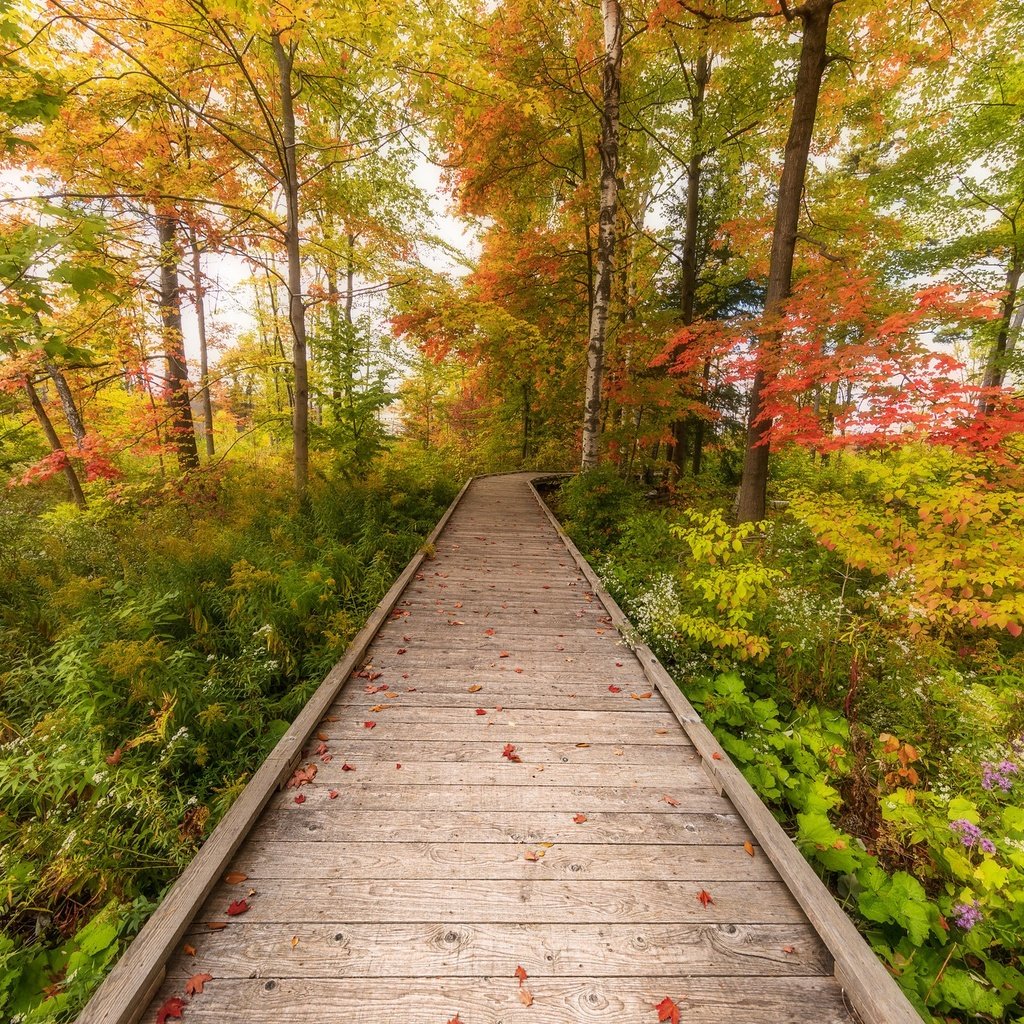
[291,935,300,948]
[468,684,483,693]
[744,840,755,857]
[499,651,510,658]
[223,871,247,885]
[182,943,197,957]
[782,944,795,954]
[514,965,528,986]
[518,987,534,1007]
[631,692,653,700]
[654,996,681,1024]
[711,751,723,760]
[524,850,539,862]
[696,888,715,908]
[156,996,185,1024]
[207,922,227,931]
[185,972,213,996]
[573,813,587,824]
[328,789,339,799]
[661,794,680,807]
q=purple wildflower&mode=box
[950,819,983,848]
[982,760,1018,791]
[981,838,996,854]
[952,901,982,931]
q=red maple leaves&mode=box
[156,997,185,1023]
[696,889,715,908]
[655,995,681,1023]
[502,743,521,763]
[226,899,249,916]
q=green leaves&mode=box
[856,868,935,946]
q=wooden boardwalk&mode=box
[81,474,921,1024]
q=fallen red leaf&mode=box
[654,996,681,1024]
[502,743,521,763]
[185,972,213,996]
[514,965,528,986]
[397,648,407,654]
[182,943,197,957]
[499,651,510,658]
[484,628,495,636]
[223,871,247,885]
[363,721,376,729]
[782,944,795,954]
[661,794,680,807]
[341,763,356,771]
[524,850,539,862]
[396,763,402,769]
[156,996,185,1024]
[447,1015,463,1024]
[226,899,249,916]
[315,742,328,755]
[608,685,621,693]
[696,889,715,908]
[573,813,587,824]
[328,789,339,799]
[615,661,623,667]
[105,747,122,766]
[711,751,723,760]
[293,793,306,804]
[317,731,328,741]
[475,708,487,715]
[287,763,317,788]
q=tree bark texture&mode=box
[156,213,200,472]
[274,35,309,498]
[736,0,835,522]
[580,0,622,471]
[24,377,86,508]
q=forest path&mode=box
[87,474,918,1023]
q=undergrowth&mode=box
[0,454,457,1022]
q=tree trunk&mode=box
[188,228,215,457]
[23,377,86,508]
[273,36,309,499]
[156,213,200,472]
[580,0,622,470]
[735,0,835,523]
[44,360,86,445]
[980,257,1022,411]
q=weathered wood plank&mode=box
[196,879,807,924]
[268,783,732,813]
[289,738,695,763]
[229,841,777,881]
[256,809,748,845]
[301,760,705,789]
[166,921,826,978]
[146,976,854,1023]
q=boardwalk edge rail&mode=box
[527,476,923,1024]
[77,478,474,1024]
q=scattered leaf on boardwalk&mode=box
[655,728,668,735]
[696,889,715,908]
[207,922,227,931]
[654,996,681,1023]
[341,763,356,772]
[575,742,590,748]
[291,935,300,948]
[185,973,213,996]
[499,651,510,658]
[608,685,621,693]
[385,691,399,699]
[328,790,339,799]
[524,850,540,862]
[711,751,723,760]
[316,731,328,741]
[475,708,487,715]
[484,628,495,636]
[613,749,624,756]
[661,794,680,807]
[468,684,482,693]
[226,899,249,916]
[156,996,185,1024]
[396,648,407,654]
[363,721,376,729]
[447,1015,463,1024]
[782,945,795,954]
[369,704,388,713]
[315,742,328,755]
[293,794,306,804]
[502,743,522,763]
[573,813,587,824]
[631,692,652,700]
[514,667,524,674]
[182,943,197,957]
[519,987,534,1006]
[514,965,528,986]
[224,871,247,885]
[287,763,317,788]
[744,840,755,857]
